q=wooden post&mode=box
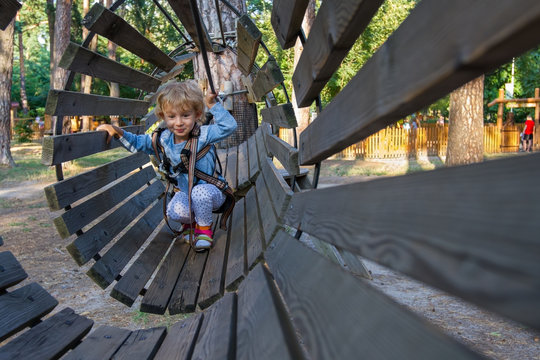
[497,88,504,129]
[535,88,539,122]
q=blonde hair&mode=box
[155,80,205,123]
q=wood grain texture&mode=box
[0,307,93,360]
[153,313,203,360]
[83,4,175,71]
[255,127,269,169]
[236,141,251,191]
[225,146,238,191]
[247,135,260,181]
[244,187,265,269]
[41,125,145,166]
[168,249,208,314]
[62,325,131,360]
[0,282,58,342]
[236,14,262,75]
[292,0,383,107]
[254,174,279,244]
[166,0,213,51]
[112,327,167,360]
[265,231,482,360]
[110,227,174,307]
[270,0,309,49]
[299,0,540,164]
[252,58,284,101]
[0,0,20,31]
[0,251,27,291]
[225,198,246,291]
[44,152,150,210]
[236,264,304,360]
[265,132,300,176]
[260,157,293,219]
[45,90,149,117]
[285,153,540,330]
[66,180,164,266]
[260,103,298,128]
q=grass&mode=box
[131,310,191,329]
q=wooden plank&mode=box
[0,0,20,31]
[244,188,265,269]
[45,90,149,117]
[265,132,300,176]
[87,202,163,289]
[191,293,236,359]
[44,152,150,210]
[285,153,540,330]
[0,251,27,291]
[111,227,173,307]
[260,157,293,219]
[66,180,164,266]
[60,42,161,92]
[236,264,304,360]
[141,240,190,314]
[270,0,309,49]
[0,282,58,342]
[292,0,383,107]
[168,249,208,314]
[236,141,250,191]
[255,127,269,168]
[83,4,175,71]
[112,327,167,360]
[153,313,203,360]
[254,175,279,248]
[225,198,246,291]
[63,325,131,360]
[155,53,196,82]
[252,58,284,101]
[0,308,93,360]
[166,0,214,52]
[216,148,228,176]
[265,231,482,359]
[225,146,238,191]
[299,0,540,164]
[247,135,260,181]
[236,14,262,75]
[54,167,157,239]
[336,246,372,280]
[260,103,298,128]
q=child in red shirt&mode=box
[523,115,535,152]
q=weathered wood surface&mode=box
[83,4,175,71]
[298,0,540,164]
[270,0,309,49]
[45,90,149,117]
[292,0,383,107]
[236,264,304,360]
[168,249,208,314]
[265,132,300,176]
[251,58,284,101]
[236,141,251,190]
[112,327,166,360]
[225,198,246,291]
[63,325,131,360]
[266,231,482,359]
[285,153,540,330]
[0,252,27,291]
[166,0,214,51]
[225,146,238,191]
[44,152,150,210]
[0,308,93,360]
[153,313,203,360]
[260,103,297,128]
[0,0,20,30]
[255,127,269,168]
[236,14,262,75]
[244,187,265,269]
[260,157,293,219]
[247,135,260,181]
[60,42,161,93]
[41,125,145,166]
[155,53,196,82]
[254,175,279,247]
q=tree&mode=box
[105,0,120,127]
[0,19,17,167]
[446,76,485,166]
[16,15,29,116]
[80,0,97,131]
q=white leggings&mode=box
[167,184,226,227]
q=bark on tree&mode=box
[105,0,120,127]
[0,19,17,167]
[17,15,29,116]
[45,0,55,132]
[80,0,99,131]
[446,75,485,166]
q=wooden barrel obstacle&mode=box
[2,0,540,358]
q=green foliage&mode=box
[13,120,34,143]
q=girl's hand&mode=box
[96,124,123,144]
[205,91,218,109]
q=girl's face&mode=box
[162,104,201,143]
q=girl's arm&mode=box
[204,93,237,144]
[96,124,154,154]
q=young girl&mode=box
[97,80,237,250]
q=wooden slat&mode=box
[44,152,150,210]
[0,251,27,291]
[54,167,157,239]
[0,308,93,360]
[0,0,20,31]
[292,0,383,107]
[285,153,540,330]
[166,0,214,52]
[252,58,284,101]
[236,141,250,190]
[236,14,262,75]
[299,0,540,164]
[247,135,260,181]
[45,90,149,117]
[260,103,298,128]
[153,313,203,360]
[225,198,246,291]
[87,202,163,289]
[63,325,131,360]
[244,188,265,269]
[265,132,300,176]
[225,146,238,191]
[83,4,175,71]
[254,175,279,248]
[168,249,208,314]
[255,127,269,168]
[270,0,309,49]
[236,264,304,360]
[141,241,190,314]
[155,53,196,82]
[66,180,164,266]
[265,231,482,359]
[112,327,167,360]
[111,227,173,307]
[260,157,293,219]
[0,282,58,342]
[191,293,236,359]
[336,246,372,280]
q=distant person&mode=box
[523,115,534,152]
[437,115,444,127]
[36,116,45,137]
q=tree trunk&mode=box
[194,0,257,147]
[45,0,55,132]
[446,75,485,166]
[104,0,120,127]
[16,14,29,116]
[80,0,98,132]
[0,19,16,167]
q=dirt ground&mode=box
[1,166,539,358]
